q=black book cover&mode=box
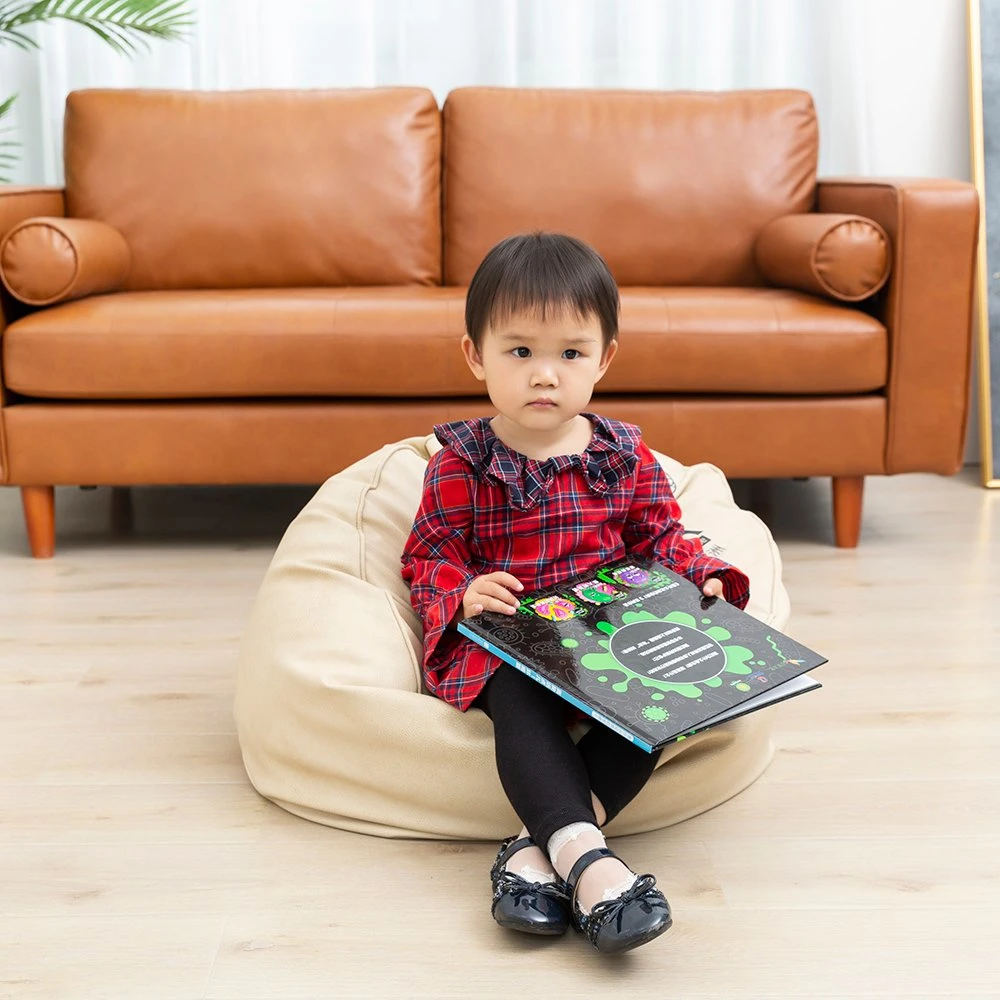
[457,556,826,752]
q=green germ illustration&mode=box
[579,609,754,699]
[561,638,579,648]
[651,692,664,701]
[765,635,790,660]
[598,676,608,682]
[701,618,712,624]
[735,682,751,692]
[578,585,616,604]
[642,705,669,722]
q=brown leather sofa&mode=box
[0,87,979,557]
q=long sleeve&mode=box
[401,449,478,672]
[622,443,750,609]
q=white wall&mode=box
[0,0,983,462]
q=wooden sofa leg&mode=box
[832,476,864,548]
[21,486,56,558]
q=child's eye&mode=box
[563,349,581,360]
[512,347,531,358]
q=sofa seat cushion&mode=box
[601,288,886,395]
[3,286,886,399]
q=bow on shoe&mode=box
[493,869,570,910]
[585,873,660,937]
[489,838,574,936]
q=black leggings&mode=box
[473,664,661,851]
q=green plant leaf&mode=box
[0,92,20,183]
[0,0,193,56]
[0,2,193,181]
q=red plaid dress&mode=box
[401,413,750,711]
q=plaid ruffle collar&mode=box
[434,412,641,511]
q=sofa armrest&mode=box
[0,187,65,477]
[817,177,979,474]
[1,188,66,326]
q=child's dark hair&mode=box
[464,232,619,352]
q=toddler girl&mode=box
[401,232,749,954]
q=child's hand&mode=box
[702,577,725,600]
[462,572,524,619]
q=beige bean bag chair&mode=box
[234,434,790,840]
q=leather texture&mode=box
[0,216,130,305]
[754,213,890,301]
[818,178,980,474]
[0,93,981,500]
[0,186,66,480]
[64,88,442,289]
[2,396,886,484]
[443,88,818,285]
[3,286,885,399]
[0,188,66,329]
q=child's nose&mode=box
[530,364,558,387]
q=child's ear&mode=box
[594,339,619,382]
[462,335,487,381]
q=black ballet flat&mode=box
[565,847,672,954]
[489,836,571,936]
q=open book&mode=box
[457,556,825,752]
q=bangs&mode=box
[465,232,619,349]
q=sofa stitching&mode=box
[0,219,77,306]
[817,217,891,301]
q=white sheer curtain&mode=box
[0,0,971,185]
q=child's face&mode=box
[462,309,617,435]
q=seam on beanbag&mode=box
[354,438,429,691]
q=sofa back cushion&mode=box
[64,88,442,290]
[443,88,818,286]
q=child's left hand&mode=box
[702,577,725,600]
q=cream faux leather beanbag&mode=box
[234,434,790,840]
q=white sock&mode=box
[546,821,603,863]
[514,863,559,885]
[600,874,639,902]
[546,821,638,913]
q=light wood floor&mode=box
[0,470,998,999]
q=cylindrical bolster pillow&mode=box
[0,216,130,306]
[754,213,891,302]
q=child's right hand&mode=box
[461,572,524,619]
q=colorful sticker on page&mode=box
[571,580,624,605]
[526,595,588,622]
[598,564,670,589]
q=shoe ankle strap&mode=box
[497,836,535,867]
[565,847,615,900]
